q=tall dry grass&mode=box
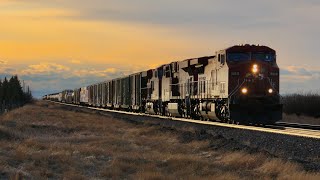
[0,101,319,179]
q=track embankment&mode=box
[0,101,319,179]
[53,101,320,171]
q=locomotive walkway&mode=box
[50,101,320,139]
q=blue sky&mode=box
[0,0,320,97]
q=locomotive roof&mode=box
[226,44,275,53]
[181,55,215,62]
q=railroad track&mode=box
[49,101,320,139]
[275,122,320,130]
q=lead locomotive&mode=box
[44,44,282,125]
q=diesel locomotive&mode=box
[44,44,282,125]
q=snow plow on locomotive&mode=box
[43,44,282,125]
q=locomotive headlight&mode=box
[241,88,248,94]
[252,64,258,73]
[268,88,273,94]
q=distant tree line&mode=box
[0,75,33,113]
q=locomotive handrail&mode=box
[228,78,241,98]
[267,77,281,97]
[228,79,245,99]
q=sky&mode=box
[0,0,320,98]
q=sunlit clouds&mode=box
[21,63,71,75]
[69,60,82,64]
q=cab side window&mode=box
[221,54,225,64]
[218,54,225,65]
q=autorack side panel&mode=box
[94,83,99,107]
[97,83,103,107]
[80,87,89,105]
[113,78,122,109]
[102,82,109,108]
[73,88,81,104]
[88,85,94,106]
[112,79,117,108]
[67,90,74,103]
[61,90,66,102]
[107,81,113,107]
[96,83,99,107]
[91,84,95,106]
[130,72,142,110]
[121,76,130,109]
[96,83,100,107]
[100,82,106,107]
[102,82,108,107]
[136,73,142,107]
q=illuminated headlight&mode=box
[268,88,273,94]
[241,88,248,94]
[252,64,258,73]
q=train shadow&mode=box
[259,124,286,130]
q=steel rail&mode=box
[276,122,320,131]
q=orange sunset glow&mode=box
[0,0,320,97]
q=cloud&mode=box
[104,68,117,73]
[0,62,144,98]
[67,0,283,28]
[0,8,77,19]
[0,60,8,65]
[280,65,320,93]
[283,66,313,76]
[72,68,119,77]
[69,60,82,64]
[21,63,70,75]
[0,60,15,75]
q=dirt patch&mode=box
[0,128,12,140]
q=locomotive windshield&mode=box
[252,52,275,62]
[227,52,275,62]
[227,53,250,62]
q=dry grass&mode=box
[282,93,320,117]
[0,101,319,179]
[282,93,320,125]
[283,113,320,125]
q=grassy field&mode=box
[0,101,319,179]
[283,93,320,119]
[282,114,320,125]
[282,93,320,125]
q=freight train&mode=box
[44,44,282,125]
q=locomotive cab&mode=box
[226,45,282,124]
